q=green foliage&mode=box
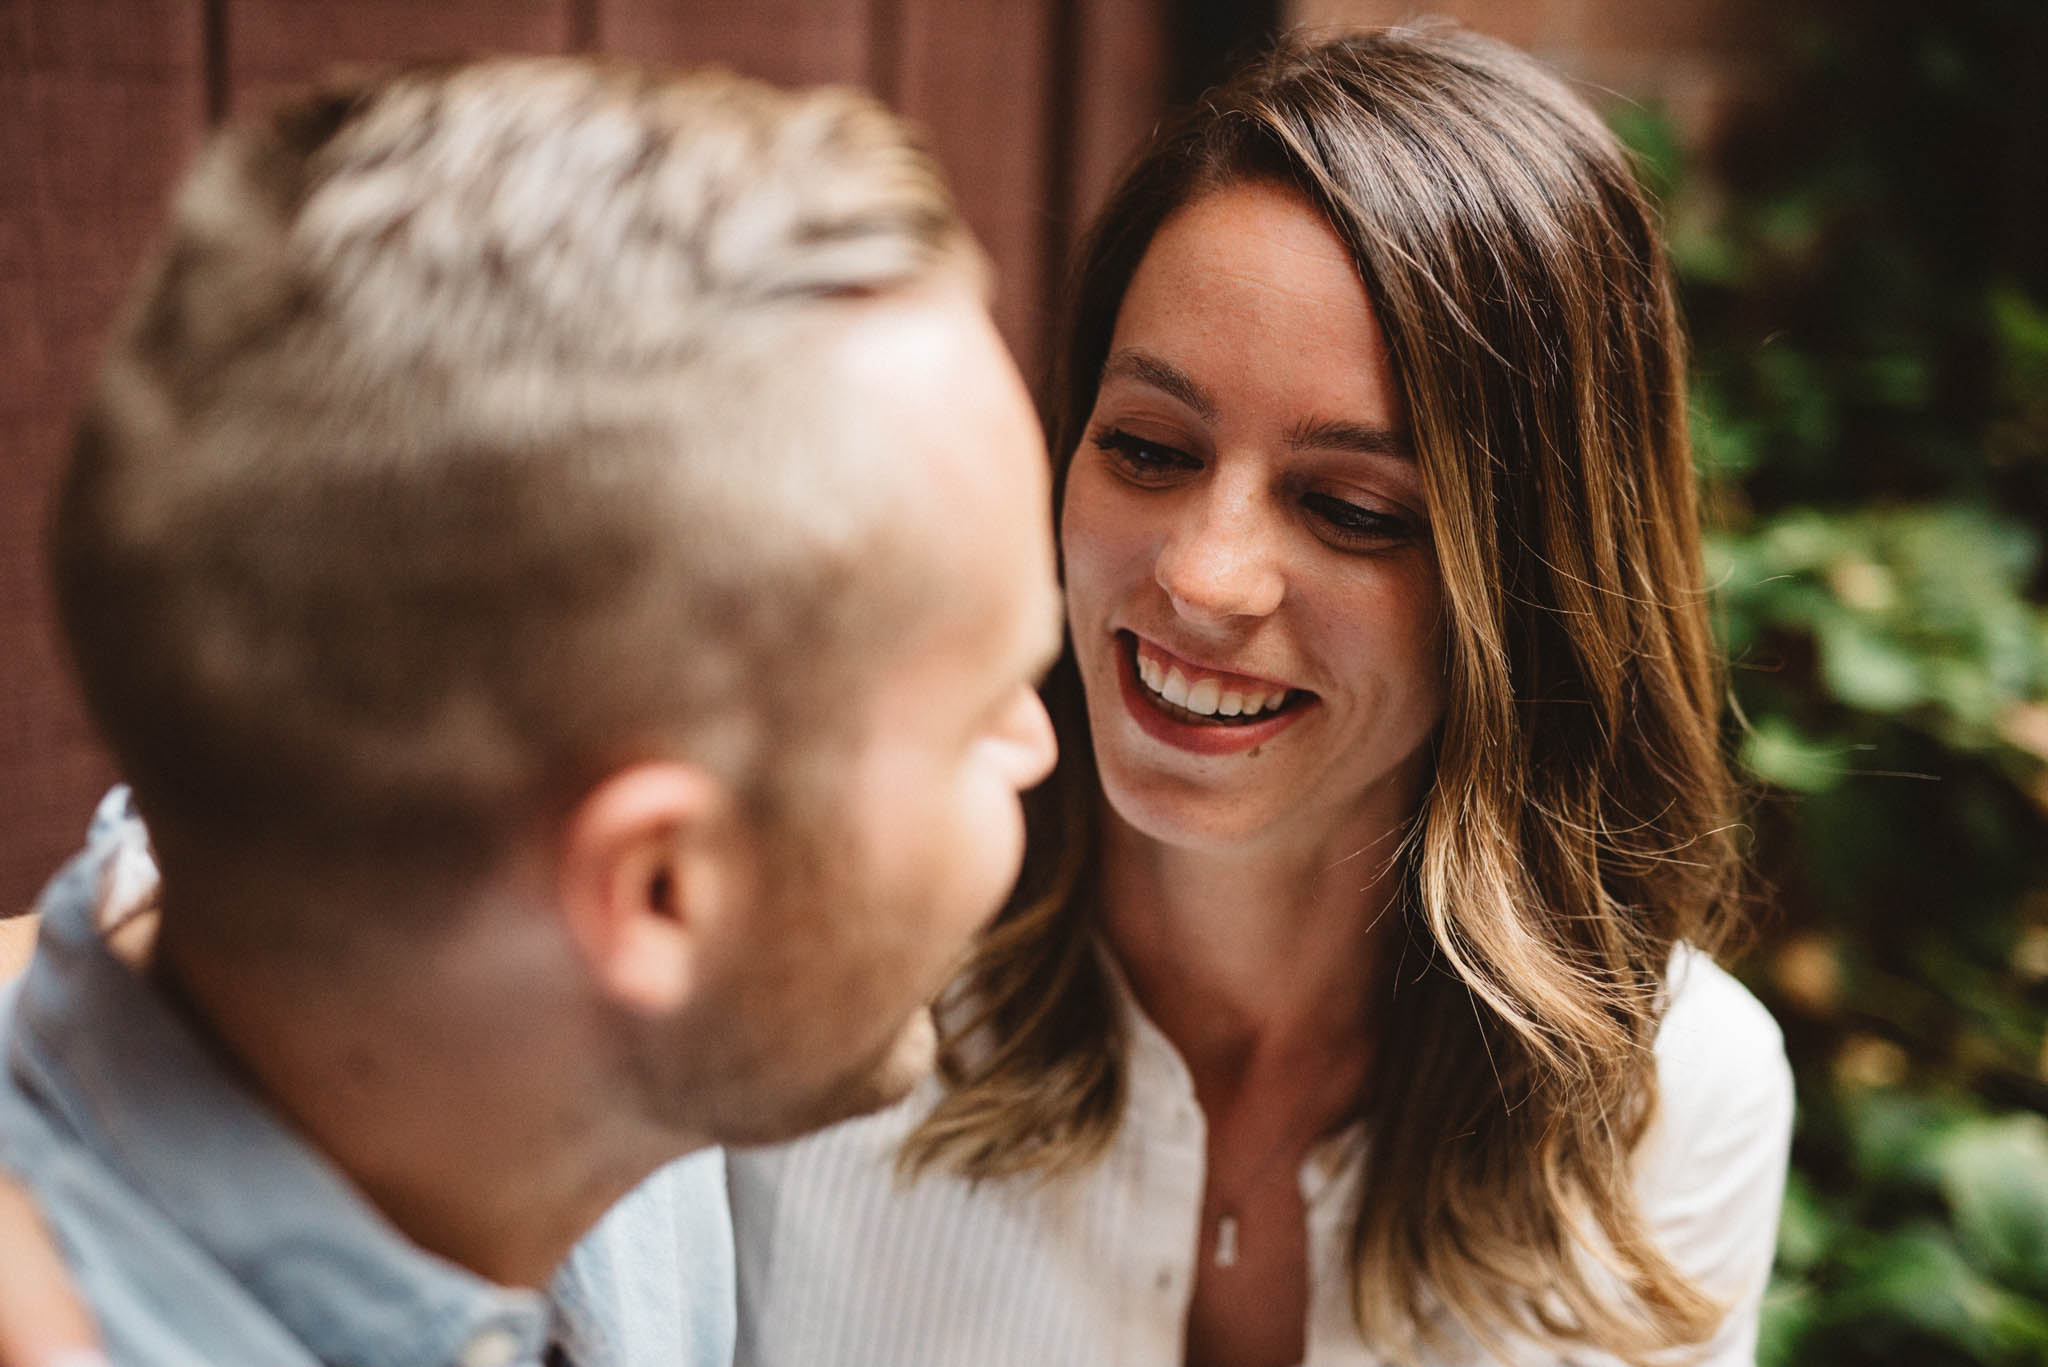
[1761,1105,2048,1363]
[1615,0,2048,1361]
[1711,505,2048,772]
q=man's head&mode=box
[52,60,1061,1140]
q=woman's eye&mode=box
[1301,491,1420,546]
[1092,428,1196,483]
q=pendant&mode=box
[1214,1214,1240,1268]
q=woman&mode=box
[724,26,1790,1367]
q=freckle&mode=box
[1248,745,1263,759]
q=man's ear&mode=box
[555,762,746,1016]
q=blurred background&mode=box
[4,1,2045,1360]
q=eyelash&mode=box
[1091,428,1194,481]
[1089,426,1422,549]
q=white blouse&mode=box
[726,949,1794,1366]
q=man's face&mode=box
[687,281,1063,1144]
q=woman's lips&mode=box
[1114,631,1313,755]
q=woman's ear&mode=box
[555,762,747,1016]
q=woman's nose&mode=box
[1152,487,1285,625]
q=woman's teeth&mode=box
[1136,652,1290,720]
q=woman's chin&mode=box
[1093,764,1291,853]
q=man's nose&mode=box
[1153,486,1285,625]
[999,685,1058,790]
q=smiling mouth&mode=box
[1123,632,1312,727]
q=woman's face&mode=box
[1061,180,1446,856]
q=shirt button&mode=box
[459,1326,525,1367]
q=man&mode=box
[0,58,1061,1365]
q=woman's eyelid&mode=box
[1292,471,1422,522]
[1093,425,1203,477]
[1088,387,1212,451]
[1298,485,1430,546]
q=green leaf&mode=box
[1606,101,1684,207]
[1992,285,2048,403]
[1777,1169,1840,1274]
[1935,1115,2048,1297]
[1818,615,1928,711]
[1834,1223,2048,1358]
[1742,716,1848,793]
[1756,1280,1818,1367]
[1856,351,1934,408]
[1844,1090,1972,1190]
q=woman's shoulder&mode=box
[1661,946,1786,1049]
[1654,946,1793,1129]
[1630,944,1795,1360]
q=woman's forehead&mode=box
[1104,183,1403,433]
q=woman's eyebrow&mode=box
[1099,351,1410,463]
[1098,349,1217,422]
[1287,417,1414,461]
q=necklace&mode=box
[1208,1131,1310,1270]
[1213,1213,1245,1269]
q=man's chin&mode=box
[729,1008,938,1148]
[855,1005,938,1108]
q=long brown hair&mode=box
[906,26,1745,1363]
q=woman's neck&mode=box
[1097,802,1404,1090]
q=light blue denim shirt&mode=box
[0,790,736,1367]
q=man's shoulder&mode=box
[0,808,339,1367]
[0,1081,320,1366]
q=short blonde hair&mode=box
[55,59,978,900]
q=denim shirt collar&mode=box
[10,789,586,1367]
